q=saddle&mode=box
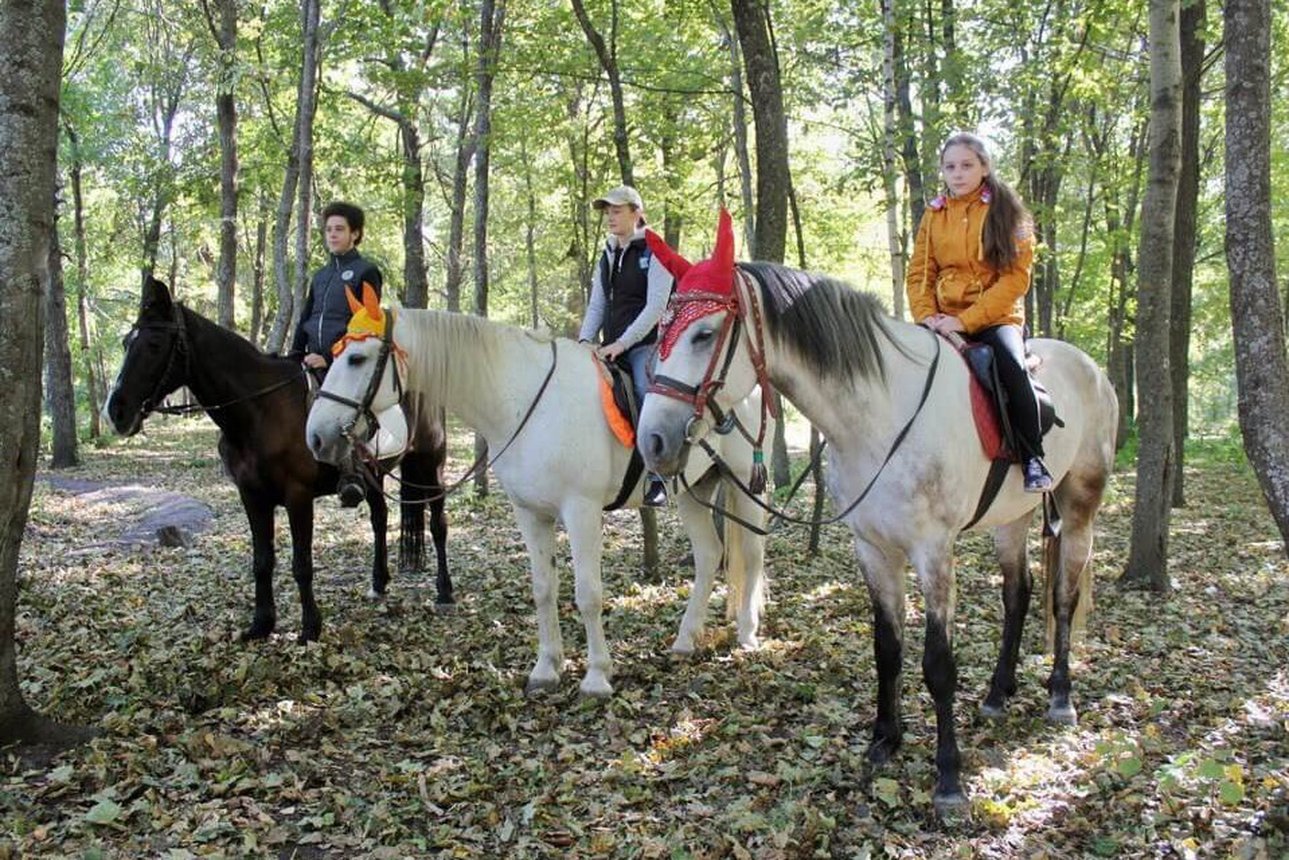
[593,354,648,511]
[956,338,1064,531]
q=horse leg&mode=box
[565,503,613,697]
[367,483,390,599]
[285,497,322,643]
[726,481,768,650]
[1045,477,1102,725]
[914,543,967,813]
[240,492,277,640]
[856,537,907,766]
[513,506,565,693]
[982,512,1035,718]
[672,477,724,655]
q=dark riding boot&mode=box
[337,466,367,508]
[643,474,668,507]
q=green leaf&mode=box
[1218,780,1245,805]
[872,777,901,808]
[84,798,122,825]
[1116,756,1143,778]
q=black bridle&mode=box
[314,312,405,450]
[127,303,191,420]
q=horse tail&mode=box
[1043,523,1095,651]
[398,450,433,573]
[723,505,745,622]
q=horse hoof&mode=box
[579,680,614,699]
[736,635,761,651]
[1047,702,1078,725]
[866,737,900,766]
[670,639,697,657]
[240,624,273,642]
[933,790,970,818]
[433,601,457,615]
[366,588,386,601]
[524,676,560,696]
[297,630,321,645]
[980,700,1007,721]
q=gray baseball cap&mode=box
[591,185,644,210]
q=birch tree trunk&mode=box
[1169,0,1205,507]
[1122,0,1182,592]
[1225,0,1289,551]
[881,0,906,317]
[65,123,103,438]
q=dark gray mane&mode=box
[738,261,892,383]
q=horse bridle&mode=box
[647,270,778,454]
[314,313,404,451]
[128,303,191,420]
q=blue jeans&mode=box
[623,342,655,416]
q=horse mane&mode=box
[738,261,893,384]
[398,309,553,412]
[177,303,299,373]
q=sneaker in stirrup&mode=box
[643,475,668,507]
[1022,457,1053,493]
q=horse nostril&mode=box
[309,432,322,455]
[647,431,666,458]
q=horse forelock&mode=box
[739,262,892,385]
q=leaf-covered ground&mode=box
[4,417,1287,858]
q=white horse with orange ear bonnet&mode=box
[307,281,774,697]
[638,210,1117,813]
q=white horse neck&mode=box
[397,309,557,441]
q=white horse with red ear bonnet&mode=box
[306,283,773,698]
[639,210,1117,814]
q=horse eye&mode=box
[691,327,715,345]
[346,353,367,367]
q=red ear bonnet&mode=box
[644,229,692,280]
[655,209,740,360]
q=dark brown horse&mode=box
[103,277,452,642]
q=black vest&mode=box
[599,238,656,346]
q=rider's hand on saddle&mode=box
[597,342,626,361]
[302,353,328,370]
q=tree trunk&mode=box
[445,84,475,314]
[730,0,788,263]
[880,0,906,317]
[472,0,505,495]
[249,207,268,345]
[722,22,756,254]
[570,0,633,185]
[893,6,924,235]
[44,221,79,468]
[290,0,322,344]
[1169,0,1205,508]
[1122,0,1182,592]
[1225,0,1289,551]
[0,0,92,749]
[203,0,239,330]
[65,123,103,439]
[522,137,540,327]
[265,0,320,352]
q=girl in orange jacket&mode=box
[905,132,1052,492]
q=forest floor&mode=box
[3,416,1287,859]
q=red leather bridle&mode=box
[647,270,779,466]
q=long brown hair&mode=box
[940,133,1031,271]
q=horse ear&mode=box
[346,285,363,315]
[645,229,692,280]
[142,276,173,312]
[713,209,735,275]
[361,281,383,323]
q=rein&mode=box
[673,320,943,536]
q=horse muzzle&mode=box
[638,413,697,477]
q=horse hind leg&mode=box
[1044,470,1106,725]
[285,497,323,643]
[367,485,390,599]
[981,511,1035,718]
[399,448,454,609]
[240,493,277,640]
